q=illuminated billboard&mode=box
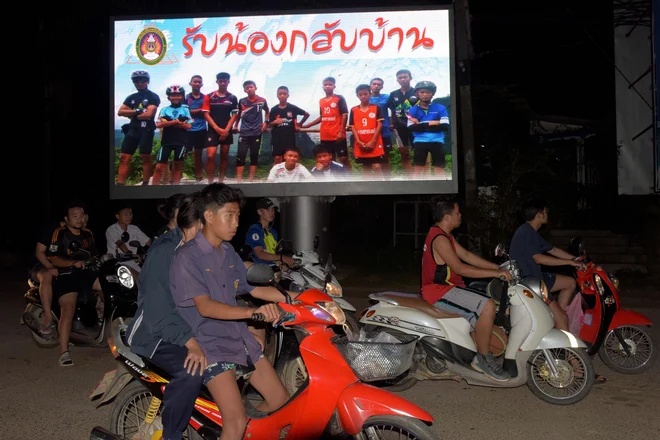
[111,7,456,198]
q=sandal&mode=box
[58,351,74,367]
[594,373,607,384]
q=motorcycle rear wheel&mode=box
[108,380,194,439]
[353,416,438,440]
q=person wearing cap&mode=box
[245,198,296,267]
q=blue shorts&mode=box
[542,272,557,291]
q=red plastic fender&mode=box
[336,382,434,435]
[609,309,653,331]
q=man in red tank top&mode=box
[421,196,512,382]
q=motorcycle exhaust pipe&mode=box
[89,426,124,440]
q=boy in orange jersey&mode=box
[301,77,351,170]
[348,84,385,180]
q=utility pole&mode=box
[454,0,479,249]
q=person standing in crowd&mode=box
[116,70,161,185]
[186,75,208,182]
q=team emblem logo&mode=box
[136,27,167,66]
[82,239,89,247]
[368,112,376,118]
[330,102,337,108]
[287,112,293,118]
[49,244,58,252]
[252,233,259,241]
[234,279,239,291]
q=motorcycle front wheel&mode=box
[598,325,657,374]
[527,347,594,405]
[352,416,438,440]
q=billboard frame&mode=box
[109,5,457,199]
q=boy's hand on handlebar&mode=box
[570,260,587,271]
[497,269,513,282]
[281,255,296,268]
[253,303,280,322]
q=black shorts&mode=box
[412,142,446,167]
[271,141,293,158]
[187,130,207,152]
[393,126,413,148]
[382,136,393,154]
[237,135,262,166]
[51,270,96,301]
[321,139,348,158]
[207,129,234,147]
[157,144,186,163]
[121,128,155,155]
[356,156,385,165]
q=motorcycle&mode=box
[567,236,656,373]
[21,243,139,349]
[358,244,595,405]
[89,264,438,440]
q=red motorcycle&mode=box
[89,264,437,440]
[569,237,657,374]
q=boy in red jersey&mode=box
[348,84,385,179]
[301,77,351,170]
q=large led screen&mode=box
[111,7,456,198]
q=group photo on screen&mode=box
[113,9,452,186]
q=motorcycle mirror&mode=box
[313,234,320,251]
[494,244,506,257]
[120,231,130,243]
[246,264,276,286]
[128,240,141,248]
[569,236,586,257]
[325,254,333,276]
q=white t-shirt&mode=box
[105,223,151,272]
[267,163,314,183]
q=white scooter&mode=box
[358,244,595,405]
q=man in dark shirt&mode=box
[117,70,161,186]
[47,201,99,366]
[235,80,270,182]
[268,86,309,165]
[202,72,239,183]
[387,69,417,176]
[30,219,66,338]
[510,200,585,331]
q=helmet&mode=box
[131,70,150,82]
[414,80,437,95]
[166,85,185,96]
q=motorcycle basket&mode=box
[331,331,418,382]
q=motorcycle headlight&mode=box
[594,274,605,296]
[609,273,620,291]
[117,266,135,289]
[325,282,343,297]
[315,301,346,325]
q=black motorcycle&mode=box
[21,244,140,349]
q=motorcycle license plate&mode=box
[89,370,117,399]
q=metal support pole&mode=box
[278,196,334,260]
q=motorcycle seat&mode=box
[370,292,462,319]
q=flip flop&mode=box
[58,351,74,367]
[594,373,607,384]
